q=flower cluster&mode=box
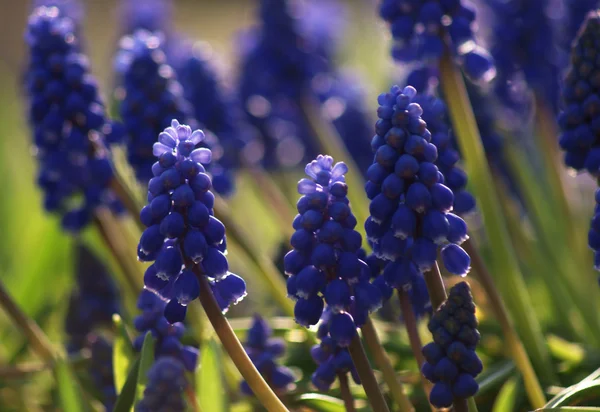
[87,334,117,410]
[412,91,476,215]
[285,156,382,341]
[310,310,360,391]
[135,357,189,412]
[133,290,198,372]
[65,244,120,351]
[558,10,600,175]
[241,315,296,395]
[421,282,482,408]
[25,5,123,231]
[138,120,246,323]
[366,85,471,294]
[115,29,191,183]
[486,0,562,112]
[171,40,247,195]
[379,0,494,81]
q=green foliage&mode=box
[197,338,227,412]
[113,358,141,412]
[135,332,156,403]
[113,314,134,395]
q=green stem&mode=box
[338,372,357,412]
[467,397,479,412]
[109,175,144,231]
[195,274,289,412]
[361,318,415,412]
[397,289,434,408]
[347,333,390,412]
[454,398,469,412]
[463,240,546,408]
[438,52,555,382]
[298,94,369,240]
[0,280,55,364]
[423,262,447,311]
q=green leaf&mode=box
[545,381,600,408]
[113,314,134,394]
[113,358,141,412]
[295,393,346,412]
[477,361,516,395]
[492,377,521,412]
[535,408,600,411]
[197,338,226,412]
[54,358,86,412]
[135,332,156,402]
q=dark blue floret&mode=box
[241,315,296,396]
[134,290,198,372]
[310,310,360,391]
[135,357,188,412]
[285,155,382,336]
[379,0,494,81]
[559,11,600,176]
[588,188,600,272]
[138,120,246,321]
[422,282,481,408]
[25,5,123,232]
[366,85,471,314]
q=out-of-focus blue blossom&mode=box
[241,315,296,396]
[589,190,600,271]
[25,5,123,232]
[133,290,198,372]
[138,120,246,323]
[118,0,172,36]
[87,334,117,410]
[422,282,482,408]
[379,0,494,81]
[562,0,599,51]
[135,357,188,412]
[310,310,360,391]
[65,244,120,351]
[285,155,382,341]
[484,0,563,113]
[558,11,600,175]
[239,0,373,172]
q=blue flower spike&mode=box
[379,0,494,81]
[422,281,482,408]
[285,155,382,341]
[241,314,296,396]
[138,120,246,323]
[135,357,189,412]
[366,85,471,309]
[25,4,123,232]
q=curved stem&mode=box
[423,262,446,311]
[361,318,414,411]
[109,176,144,231]
[195,274,288,412]
[463,240,546,408]
[438,51,555,382]
[347,333,390,412]
[338,372,356,412]
[0,280,56,364]
[397,289,434,405]
[467,397,479,412]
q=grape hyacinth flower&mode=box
[115,29,191,182]
[558,11,600,175]
[135,357,188,412]
[379,0,494,81]
[310,310,360,391]
[87,334,117,410]
[25,5,123,231]
[421,282,482,408]
[366,85,471,295]
[284,155,382,344]
[138,120,246,323]
[485,0,563,113]
[65,244,120,352]
[133,290,198,372]
[241,315,296,396]
[411,90,476,215]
